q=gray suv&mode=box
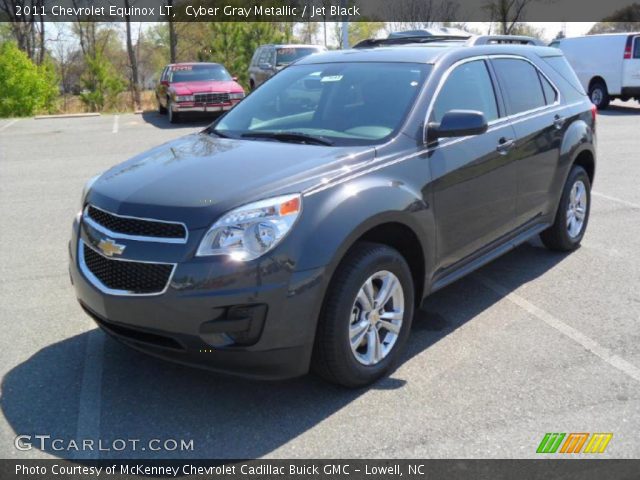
[248,44,327,89]
[71,34,596,387]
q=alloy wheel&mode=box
[349,270,404,366]
[566,179,587,239]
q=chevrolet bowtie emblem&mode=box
[97,238,126,257]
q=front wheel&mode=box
[312,242,414,388]
[541,165,591,251]
[168,100,180,124]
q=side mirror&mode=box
[160,80,169,86]
[232,76,238,81]
[427,110,488,142]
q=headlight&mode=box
[229,92,245,100]
[175,95,194,102]
[196,194,302,261]
[80,174,100,208]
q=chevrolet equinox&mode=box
[70,35,596,387]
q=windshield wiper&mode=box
[241,131,333,146]
[206,127,231,138]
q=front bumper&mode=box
[69,216,327,380]
[172,101,239,113]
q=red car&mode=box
[156,63,245,123]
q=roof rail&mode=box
[353,34,471,49]
[468,35,545,46]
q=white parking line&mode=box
[592,191,640,210]
[0,119,19,132]
[476,274,640,383]
[112,115,119,134]
[75,329,105,459]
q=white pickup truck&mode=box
[550,33,640,109]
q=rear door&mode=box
[429,59,519,271]
[622,34,640,93]
[490,56,564,225]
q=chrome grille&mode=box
[194,92,230,104]
[85,205,187,243]
[80,242,174,295]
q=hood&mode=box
[170,80,244,95]
[88,133,374,229]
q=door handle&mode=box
[553,114,566,129]
[496,137,516,154]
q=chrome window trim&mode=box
[424,54,562,134]
[78,240,176,297]
[304,98,584,197]
[83,205,188,244]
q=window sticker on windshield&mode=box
[172,65,192,71]
[321,75,343,83]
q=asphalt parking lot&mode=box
[1,102,639,459]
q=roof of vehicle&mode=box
[166,62,223,68]
[258,44,327,49]
[296,44,562,66]
[557,32,640,40]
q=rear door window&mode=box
[492,58,547,115]
[634,36,640,58]
[430,60,499,123]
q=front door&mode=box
[428,59,518,272]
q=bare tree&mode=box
[124,0,141,110]
[0,0,46,63]
[484,0,537,35]
[167,0,177,62]
[386,0,459,32]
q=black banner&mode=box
[3,460,640,480]
[0,0,639,22]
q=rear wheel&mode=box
[312,242,414,388]
[589,80,610,110]
[541,165,591,251]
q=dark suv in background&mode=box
[248,44,327,89]
[71,33,596,387]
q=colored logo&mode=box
[537,433,612,454]
[97,238,126,257]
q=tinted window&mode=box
[539,73,558,105]
[258,48,272,65]
[634,37,640,59]
[431,60,498,123]
[216,63,431,145]
[169,65,232,82]
[493,59,546,115]
[541,55,586,95]
[276,47,321,66]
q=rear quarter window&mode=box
[541,55,586,96]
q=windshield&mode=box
[276,47,321,66]
[214,62,431,146]
[170,65,232,83]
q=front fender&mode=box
[292,174,434,289]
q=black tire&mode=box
[541,165,591,251]
[158,98,167,114]
[312,242,415,388]
[168,100,180,124]
[249,79,255,91]
[589,80,610,110]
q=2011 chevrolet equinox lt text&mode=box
[70,34,596,387]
